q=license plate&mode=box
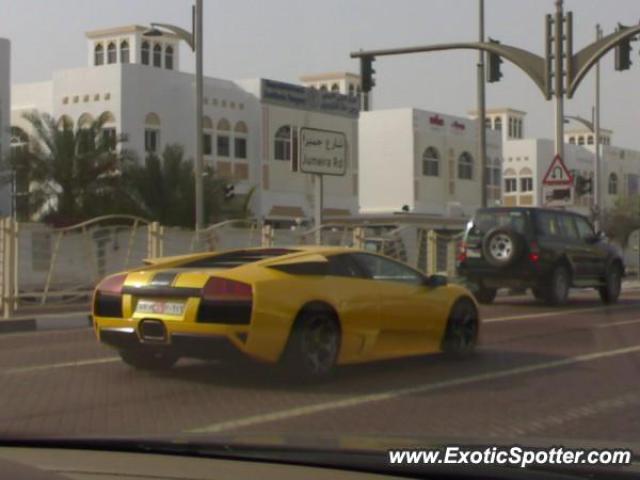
[466,249,482,258]
[135,300,185,316]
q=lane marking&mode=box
[0,357,119,375]
[594,318,640,329]
[484,303,639,324]
[186,344,640,434]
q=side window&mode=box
[327,254,364,278]
[556,214,579,240]
[574,216,595,241]
[351,253,423,285]
[536,211,558,237]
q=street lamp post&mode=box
[477,0,488,208]
[145,0,204,232]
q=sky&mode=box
[1,0,640,149]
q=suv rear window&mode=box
[467,209,528,239]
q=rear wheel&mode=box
[281,309,341,381]
[599,263,622,304]
[442,298,479,357]
[543,265,571,305]
[474,286,497,304]
[119,348,178,371]
[532,287,546,301]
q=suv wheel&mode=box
[599,263,622,304]
[482,228,523,268]
[474,286,497,304]
[532,287,546,301]
[544,265,571,305]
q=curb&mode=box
[0,312,92,335]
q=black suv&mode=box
[457,207,624,305]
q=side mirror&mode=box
[425,274,448,288]
[587,231,605,244]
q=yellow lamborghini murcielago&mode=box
[93,246,479,378]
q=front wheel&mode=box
[119,348,178,371]
[442,298,479,357]
[599,263,622,304]
[281,309,341,381]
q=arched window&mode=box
[331,83,340,92]
[57,115,74,130]
[234,121,248,159]
[319,85,328,92]
[165,45,174,70]
[77,113,94,130]
[107,42,117,64]
[120,41,130,64]
[578,136,585,145]
[484,118,492,129]
[494,117,502,131]
[508,117,514,138]
[519,167,533,192]
[145,113,161,153]
[274,125,291,161]
[457,152,474,180]
[587,135,594,145]
[608,173,618,195]
[491,157,502,186]
[153,44,162,67]
[503,168,517,193]
[203,116,213,156]
[421,147,440,177]
[348,84,355,96]
[98,111,116,150]
[94,44,104,66]
[141,41,150,65]
[217,118,230,157]
[569,136,576,144]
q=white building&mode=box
[359,108,502,217]
[10,26,360,224]
[0,38,9,160]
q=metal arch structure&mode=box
[351,42,549,98]
[568,24,640,97]
[150,22,195,51]
[565,115,594,133]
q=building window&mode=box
[504,178,517,193]
[609,173,618,195]
[520,177,533,192]
[331,83,340,92]
[94,43,104,66]
[153,44,162,67]
[203,133,212,156]
[120,41,130,64]
[274,125,291,161]
[145,113,161,154]
[587,135,594,145]
[348,84,355,96]
[457,152,474,180]
[485,118,491,129]
[578,136,585,145]
[165,45,174,70]
[62,97,69,105]
[107,42,117,64]
[141,41,150,65]
[319,85,328,92]
[421,146,440,177]
[487,158,501,186]
[217,118,230,157]
[569,136,576,144]
[102,127,117,150]
[494,117,502,131]
[234,121,248,159]
[508,117,514,138]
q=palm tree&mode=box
[5,111,138,224]
[127,144,227,228]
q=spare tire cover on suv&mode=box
[482,227,524,267]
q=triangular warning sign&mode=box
[542,154,573,186]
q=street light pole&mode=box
[194,0,204,232]
[594,24,602,217]
[477,0,488,208]
[553,0,565,160]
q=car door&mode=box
[555,211,590,280]
[573,214,607,279]
[348,253,449,358]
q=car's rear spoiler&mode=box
[142,253,212,266]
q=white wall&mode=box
[0,38,10,159]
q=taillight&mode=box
[528,242,540,263]
[94,273,127,317]
[202,277,252,301]
[457,242,467,262]
[199,277,253,325]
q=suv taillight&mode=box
[457,242,467,262]
[94,273,127,317]
[528,242,540,263]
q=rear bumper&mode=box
[99,326,245,361]
[457,261,546,288]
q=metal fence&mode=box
[0,216,465,317]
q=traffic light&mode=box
[486,38,503,83]
[360,55,376,92]
[614,24,634,71]
[575,175,593,196]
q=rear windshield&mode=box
[467,209,528,239]
[181,248,298,269]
